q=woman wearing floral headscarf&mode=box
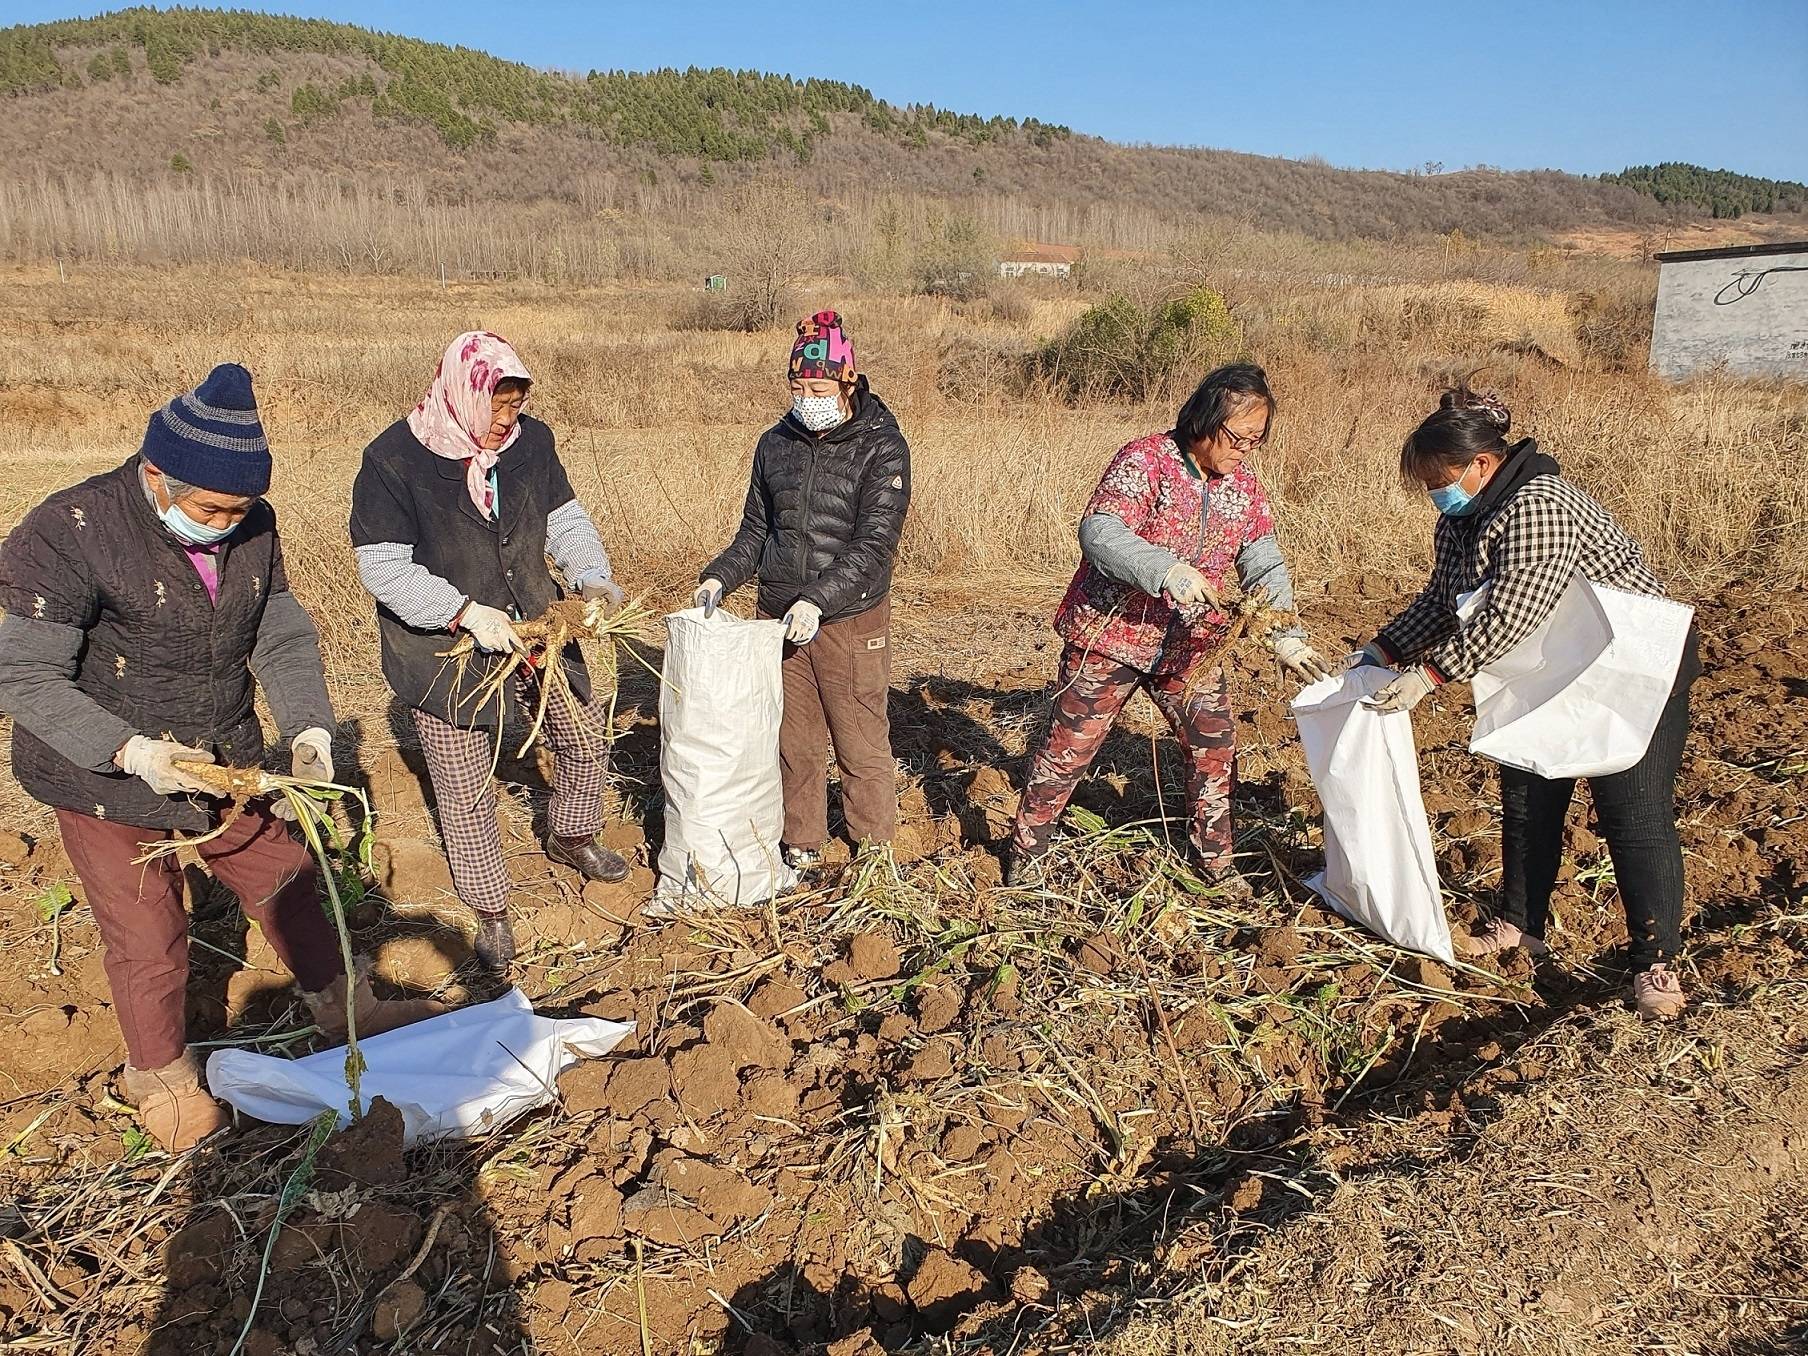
[351,332,630,973]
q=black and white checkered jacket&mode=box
[1376,442,1665,683]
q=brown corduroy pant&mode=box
[55,803,342,1071]
[772,599,898,850]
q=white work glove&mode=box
[1272,635,1332,683]
[694,579,724,618]
[457,601,520,654]
[1344,641,1390,671]
[1161,562,1224,611]
[783,600,822,645]
[577,576,625,612]
[1364,666,1436,714]
[274,728,336,820]
[117,735,218,797]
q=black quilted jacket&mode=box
[702,378,911,623]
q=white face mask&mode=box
[791,393,844,432]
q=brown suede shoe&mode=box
[1455,916,1551,959]
[545,833,630,883]
[307,973,448,1042]
[120,1051,228,1153]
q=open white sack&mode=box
[1459,573,1693,780]
[1292,667,1454,964]
[205,988,632,1145]
[655,608,797,907]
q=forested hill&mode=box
[1602,163,1808,221]
[0,7,1789,241]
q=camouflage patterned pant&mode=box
[1011,645,1236,871]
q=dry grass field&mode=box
[0,255,1805,1355]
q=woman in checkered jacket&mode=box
[1351,386,1701,1021]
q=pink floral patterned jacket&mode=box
[1053,432,1276,675]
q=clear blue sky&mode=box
[16,0,1808,179]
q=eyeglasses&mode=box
[1219,426,1267,452]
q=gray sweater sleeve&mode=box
[1078,512,1181,598]
[354,541,467,630]
[1237,532,1306,639]
[250,592,336,741]
[0,614,136,772]
[546,498,614,590]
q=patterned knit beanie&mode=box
[789,311,857,383]
[141,363,272,497]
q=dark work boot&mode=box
[473,915,516,975]
[545,833,630,884]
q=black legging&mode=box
[1498,629,1699,969]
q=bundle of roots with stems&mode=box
[137,759,376,1118]
[1179,586,1305,698]
[437,596,663,769]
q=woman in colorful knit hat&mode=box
[695,311,912,869]
[1006,363,1330,895]
[0,363,441,1152]
[350,332,632,972]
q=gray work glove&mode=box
[117,735,218,797]
[458,601,521,654]
[1344,641,1390,670]
[274,728,335,820]
[577,577,625,613]
[1364,666,1436,714]
[1272,635,1332,683]
[783,600,822,645]
[694,578,724,618]
[1161,562,1225,611]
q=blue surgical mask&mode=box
[1429,461,1479,516]
[159,499,236,546]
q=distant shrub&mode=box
[86,51,113,82]
[291,82,338,124]
[169,153,193,173]
[913,210,992,301]
[987,286,1034,327]
[676,282,796,334]
[1570,287,1655,372]
[1029,286,1244,402]
[264,116,286,146]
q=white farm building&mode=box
[1650,241,1808,380]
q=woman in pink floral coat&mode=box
[1007,364,1329,895]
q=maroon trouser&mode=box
[1012,646,1237,872]
[771,599,898,849]
[55,803,343,1070]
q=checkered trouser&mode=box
[412,675,608,918]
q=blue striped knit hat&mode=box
[141,363,272,496]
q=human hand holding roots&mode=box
[438,595,662,766]
[1178,586,1309,697]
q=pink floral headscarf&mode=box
[407,331,532,514]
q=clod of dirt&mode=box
[0,830,32,867]
[743,1072,801,1121]
[1398,956,1453,991]
[1227,1173,1268,1212]
[939,1122,985,1162]
[652,1151,772,1223]
[346,1201,422,1273]
[849,931,903,980]
[1254,926,1306,967]
[744,1337,796,1356]
[315,1097,406,1188]
[669,1044,742,1118]
[1074,931,1124,975]
[371,1279,426,1342]
[826,1332,885,1356]
[978,1034,1024,1071]
[914,982,962,1034]
[1010,1266,1052,1305]
[163,1212,235,1289]
[593,1058,669,1118]
[619,1187,720,1246]
[371,933,468,990]
[903,1038,958,1083]
[907,1246,995,1330]
[562,1177,624,1252]
[702,1002,790,1071]
[557,1060,613,1115]
[748,978,808,1021]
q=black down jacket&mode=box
[702,378,911,623]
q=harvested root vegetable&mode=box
[1180,587,1306,699]
[436,596,661,767]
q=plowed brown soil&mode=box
[1,584,1803,1355]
